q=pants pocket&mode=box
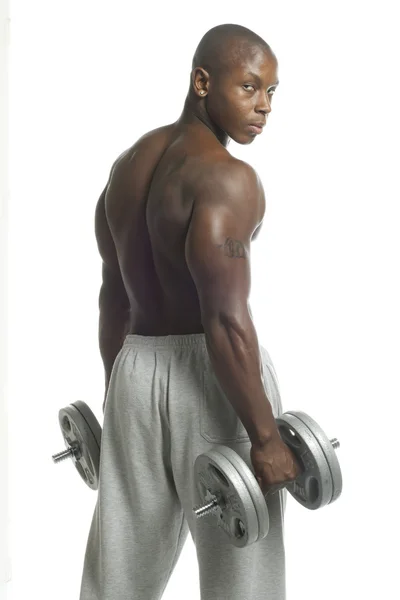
[200,368,250,444]
[199,348,283,444]
[260,347,284,418]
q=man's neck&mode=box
[176,96,230,148]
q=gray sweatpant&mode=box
[79,333,287,600]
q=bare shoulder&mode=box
[107,123,176,184]
[188,154,265,226]
[196,154,261,190]
[111,123,174,164]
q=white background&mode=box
[0,0,10,598]
[2,0,400,598]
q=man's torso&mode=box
[99,122,265,335]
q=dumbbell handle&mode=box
[52,438,339,466]
[193,437,340,518]
[52,441,81,464]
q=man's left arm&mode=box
[95,183,131,410]
[99,274,130,404]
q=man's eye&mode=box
[268,89,276,95]
[243,85,255,91]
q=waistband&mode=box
[123,333,208,350]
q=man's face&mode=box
[207,47,279,145]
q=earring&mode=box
[200,91,205,95]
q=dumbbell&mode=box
[52,401,102,491]
[192,411,342,548]
[52,404,342,549]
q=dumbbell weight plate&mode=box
[214,445,270,543]
[275,413,333,510]
[194,448,260,548]
[58,401,102,491]
[286,411,342,504]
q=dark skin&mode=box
[97,44,301,493]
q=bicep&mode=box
[95,185,129,308]
[185,188,259,323]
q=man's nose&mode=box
[256,93,272,115]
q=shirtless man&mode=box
[79,23,300,600]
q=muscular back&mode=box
[96,123,266,336]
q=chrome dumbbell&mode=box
[52,401,102,490]
[192,411,342,548]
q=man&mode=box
[79,23,300,600]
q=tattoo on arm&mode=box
[217,237,247,259]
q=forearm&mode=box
[99,298,130,391]
[203,311,279,447]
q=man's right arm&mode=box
[185,161,280,447]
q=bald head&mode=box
[192,24,274,75]
[184,24,279,146]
